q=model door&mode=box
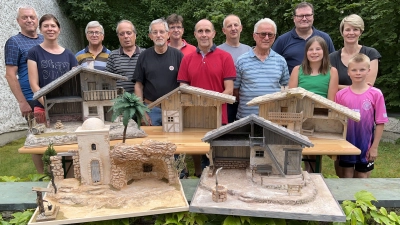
[91,160,101,183]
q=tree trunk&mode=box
[122,125,127,143]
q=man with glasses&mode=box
[133,18,183,126]
[272,2,335,74]
[235,18,289,119]
[105,20,145,93]
[166,14,196,55]
[76,21,110,71]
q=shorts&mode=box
[339,161,374,172]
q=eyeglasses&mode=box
[294,14,313,19]
[151,30,167,35]
[255,32,276,39]
[87,31,103,36]
[118,31,134,37]
[169,26,183,30]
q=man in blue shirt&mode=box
[272,2,335,74]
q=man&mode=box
[133,18,183,126]
[272,2,335,74]
[218,14,252,123]
[166,14,196,55]
[105,20,144,93]
[75,21,110,70]
[5,6,44,173]
[178,19,236,174]
[235,18,289,119]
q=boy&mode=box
[335,53,388,178]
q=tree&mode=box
[110,92,149,143]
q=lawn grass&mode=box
[0,137,37,177]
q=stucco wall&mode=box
[0,0,83,134]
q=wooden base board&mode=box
[35,206,59,222]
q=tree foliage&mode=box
[59,0,400,109]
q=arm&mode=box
[222,80,234,95]
[366,59,379,86]
[134,81,151,126]
[5,65,32,116]
[327,67,339,101]
[288,66,300,88]
[367,124,384,161]
[27,59,44,106]
[233,88,239,102]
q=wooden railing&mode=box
[83,90,117,101]
[268,112,303,121]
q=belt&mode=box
[144,98,160,107]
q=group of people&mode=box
[5,2,387,179]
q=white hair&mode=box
[16,6,37,19]
[149,18,169,33]
[85,21,105,35]
[253,18,277,34]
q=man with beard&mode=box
[133,18,183,126]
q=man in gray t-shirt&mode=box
[218,14,252,123]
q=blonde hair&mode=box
[348,53,371,68]
[340,14,364,36]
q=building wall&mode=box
[0,0,83,134]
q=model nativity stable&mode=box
[247,87,360,139]
[32,66,127,124]
[147,84,236,132]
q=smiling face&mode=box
[293,6,314,31]
[253,23,276,51]
[39,18,60,41]
[17,8,38,35]
[117,22,136,49]
[149,23,169,47]
[348,61,370,83]
[222,15,242,40]
[168,22,184,41]
[306,41,324,62]
[194,20,216,52]
[342,23,361,44]
[86,26,104,46]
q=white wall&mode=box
[0,0,83,134]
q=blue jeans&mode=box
[147,106,162,126]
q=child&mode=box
[335,53,388,178]
[289,36,338,100]
[288,36,338,173]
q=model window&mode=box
[89,106,98,115]
[91,144,96,151]
[313,108,329,117]
[255,151,264,157]
[102,83,110,90]
[281,107,288,112]
[167,116,174,122]
[143,163,153,172]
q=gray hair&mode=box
[116,20,137,34]
[85,21,105,35]
[16,6,37,19]
[149,18,169,33]
[253,18,277,34]
[222,14,241,28]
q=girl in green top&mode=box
[289,36,338,100]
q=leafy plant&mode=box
[0,210,34,225]
[42,143,57,177]
[109,92,149,143]
[0,176,20,182]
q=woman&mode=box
[28,14,77,111]
[329,14,381,90]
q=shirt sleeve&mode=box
[373,89,389,124]
[363,47,381,61]
[223,53,236,80]
[177,56,190,84]
[234,61,242,89]
[105,53,114,73]
[279,58,290,86]
[68,50,78,67]
[4,38,19,66]
[27,47,38,62]
[132,53,145,83]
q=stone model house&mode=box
[202,114,313,177]
[51,118,178,189]
[32,66,127,123]
[247,87,360,139]
[147,85,236,132]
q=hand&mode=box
[142,112,152,126]
[367,146,378,161]
[19,101,32,117]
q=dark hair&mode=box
[301,36,330,75]
[293,2,314,16]
[166,13,183,26]
[39,14,60,29]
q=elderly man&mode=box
[105,20,144,93]
[4,6,44,173]
[218,14,252,123]
[178,19,236,175]
[133,18,183,126]
[235,18,289,119]
[166,14,196,55]
[272,2,335,74]
[75,21,110,70]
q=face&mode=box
[293,6,314,31]
[222,16,242,40]
[149,23,169,47]
[86,26,104,46]
[306,41,324,62]
[40,19,60,40]
[117,22,136,48]
[194,20,216,51]
[168,22,184,40]
[253,23,276,51]
[342,23,361,44]
[348,62,370,83]
[17,8,38,34]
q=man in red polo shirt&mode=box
[177,19,236,175]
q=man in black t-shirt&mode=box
[133,18,183,126]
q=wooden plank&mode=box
[32,187,51,192]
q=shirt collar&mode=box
[196,44,217,54]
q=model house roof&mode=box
[147,85,236,109]
[33,66,128,100]
[247,87,360,121]
[202,114,313,147]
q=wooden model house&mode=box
[247,87,360,139]
[32,66,128,123]
[147,85,236,132]
[202,114,313,177]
